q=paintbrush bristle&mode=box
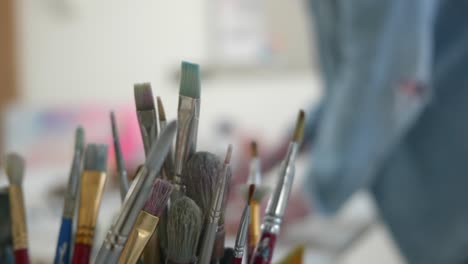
[75,126,85,153]
[179,61,201,99]
[167,196,202,263]
[110,111,119,140]
[143,179,173,216]
[156,96,166,122]
[293,110,306,142]
[183,152,223,218]
[5,153,25,186]
[84,144,108,172]
[224,144,233,164]
[134,83,155,111]
[251,141,258,158]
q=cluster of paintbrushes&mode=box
[2,61,305,264]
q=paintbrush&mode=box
[212,146,234,263]
[232,185,254,264]
[245,142,269,262]
[111,112,130,201]
[54,127,85,264]
[250,110,305,264]
[155,96,174,261]
[5,154,29,264]
[134,83,158,156]
[166,196,203,264]
[71,144,108,264]
[173,61,201,194]
[156,96,175,181]
[94,121,177,264]
[118,179,173,264]
[198,145,232,264]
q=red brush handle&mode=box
[250,232,277,264]
[71,243,92,264]
[233,257,243,264]
[247,246,255,263]
[14,248,30,264]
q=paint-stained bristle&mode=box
[75,126,85,152]
[224,144,233,164]
[248,184,256,204]
[143,179,173,216]
[134,83,155,111]
[156,96,166,122]
[251,141,258,158]
[293,110,306,142]
[179,61,201,99]
[5,153,25,185]
[167,197,203,263]
[183,152,223,218]
[84,144,108,172]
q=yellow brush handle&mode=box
[9,185,28,250]
[249,201,260,247]
[118,211,159,264]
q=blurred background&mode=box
[0,0,405,263]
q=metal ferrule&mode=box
[63,147,84,219]
[137,110,158,156]
[118,211,159,264]
[247,158,261,185]
[76,171,107,245]
[234,204,250,258]
[262,142,298,235]
[174,96,200,177]
[9,185,28,250]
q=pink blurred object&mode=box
[3,104,144,170]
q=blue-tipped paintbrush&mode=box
[54,127,85,264]
[173,61,201,194]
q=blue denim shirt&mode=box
[303,0,468,262]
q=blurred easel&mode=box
[0,0,17,159]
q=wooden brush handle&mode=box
[14,248,30,264]
[72,243,92,264]
[250,232,277,264]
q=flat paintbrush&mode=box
[166,197,203,264]
[72,144,108,264]
[111,112,130,201]
[5,153,29,264]
[198,145,232,264]
[173,61,201,194]
[251,110,306,264]
[232,185,254,264]
[118,179,173,264]
[54,127,85,264]
[134,83,158,156]
[94,121,177,264]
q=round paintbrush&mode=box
[183,152,223,220]
[166,197,203,264]
[5,153,29,264]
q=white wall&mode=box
[15,0,207,104]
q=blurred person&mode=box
[235,1,468,263]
